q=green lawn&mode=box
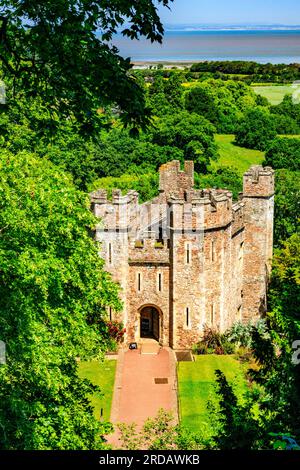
[78,359,116,421]
[177,355,247,437]
[252,84,293,105]
[213,134,265,175]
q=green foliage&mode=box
[271,95,300,128]
[195,167,242,200]
[269,433,300,450]
[235,107,277,151]
[89,172,159,204]
[185,79,258,133]
[264,137,300,170]
[152,111,218,172]
[193,326,235,355]
[0,150,121,449]
[118,409,208,450]
[225,320,269,349]
[185,84,219,124]
[273,114,300,135]
[273,170,300,247]
[269,234,300,340]
[210,370,262,450]
[0,0,173,129]
[190,61,300,84]
[148,73,185,116]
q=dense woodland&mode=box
[0,0,299,451]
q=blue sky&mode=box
[157,0,300,25]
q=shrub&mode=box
[201,326,223,349]
[225,321,253,349]
[225,320,269,350]
[222,340,236,354]
[192,343,208,355]
[107,320,126,343]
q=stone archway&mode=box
[140,306,160,341]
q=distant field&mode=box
[252,85,293,105]
[177,355,247,437]
[213,134,265,175]
[78,360,116,421]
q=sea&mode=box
[112,30,300,64]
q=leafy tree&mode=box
[210,370,262,450]
[195,167,242,200]
[273,170,300,247]
[235,108,277,151]
[271,95,300,128]
[89,172,159,204]
[264,137,300,171]
[147,72,184,116]
[184,79,257,133]
[152,111,218,172]
[0,0,173,129]
[0,150,121,449]
[118,409,208,450]
[273,114,299,135]
[185,85,219,124]
[163,73,184,110]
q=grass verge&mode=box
[78,359,117,421]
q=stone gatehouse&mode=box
[90,161,274,350]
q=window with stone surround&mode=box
[137,272,142,292]
[157,272,162,292]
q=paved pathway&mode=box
[107,346,178,448]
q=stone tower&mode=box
[242,166,275,321]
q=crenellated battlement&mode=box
[159,160,194,201]
[243,165,275,197]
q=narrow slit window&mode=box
[108,242,112,264]
[186,243,191,264]
[210,304,214,325]
[138,273,141,292]
[186,307,190,328]
[158,273,162,292]
[109,307,113,322]
[239,242,244,269]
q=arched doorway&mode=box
[140,306,160,341]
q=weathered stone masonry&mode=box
[90,161,274,350]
